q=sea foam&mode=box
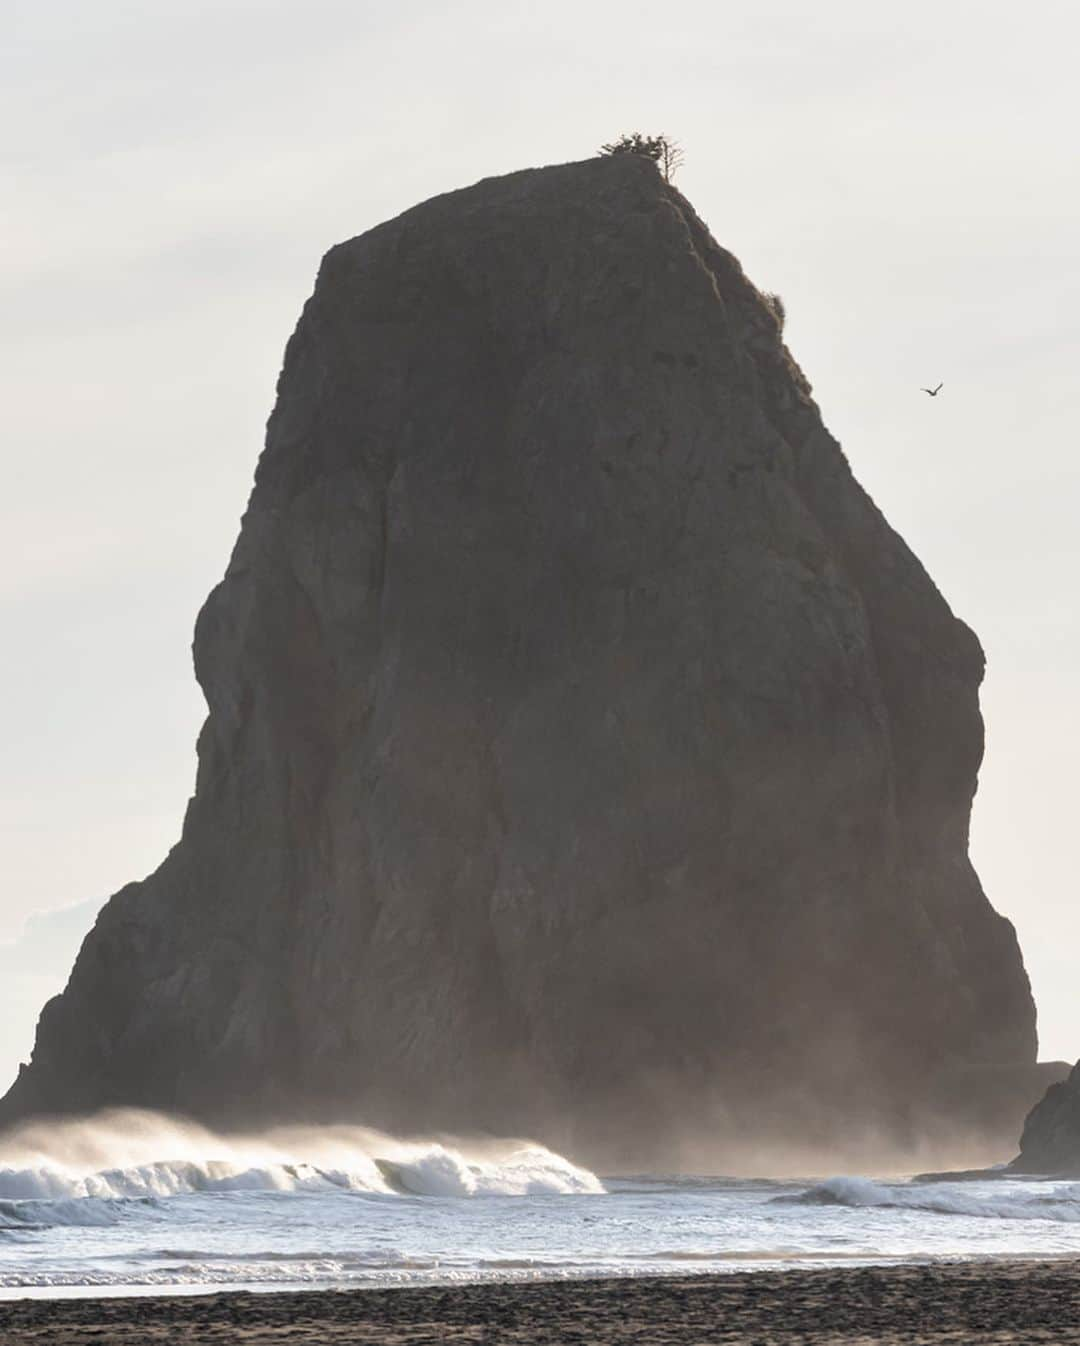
[789,1175,1080,1222]
[0,1109,602,1223]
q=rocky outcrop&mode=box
[0,156,1037,1162]
[1012,1062,1080,1174]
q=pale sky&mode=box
[2,0,1077,1088]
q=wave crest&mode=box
[0,1110,603,1223]
[786,1175,1080,1222]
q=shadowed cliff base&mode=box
[1,155,1044,1167]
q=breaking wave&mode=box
[787,1175,1080,1222]
[0,1196,151,1230]
[0,1109,602,1228]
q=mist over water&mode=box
[0,1110,601,1203]
[2,1110,1080,1297]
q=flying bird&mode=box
[921,382,943,397]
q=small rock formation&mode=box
[0,156,1039,1163]
[1012,1062,1080,1174]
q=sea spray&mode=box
[0,1108,603,1214]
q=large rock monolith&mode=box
[0,156,1039,1164]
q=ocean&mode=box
[1,1112,1078,1298]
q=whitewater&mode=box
[1,1112,1079,1298]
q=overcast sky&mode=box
[3,0,1077,1084]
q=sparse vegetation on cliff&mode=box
[599,132,683,182]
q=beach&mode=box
[3,1260,1080,1344]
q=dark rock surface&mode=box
[1012,1061,1080,1174]
[0,156,1038,1162]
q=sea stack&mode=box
[1,157,1038,1162]
[1012,1063,1080,1174]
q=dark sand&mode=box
[3,1261,1080,1344]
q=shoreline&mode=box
[3,1248,1075,1302]
[4,1259,1080,1343]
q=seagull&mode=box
[921,382,943,397]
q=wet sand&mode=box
[3,1260,1080,1343]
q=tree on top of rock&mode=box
[599,133,684,182]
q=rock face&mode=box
[1,157,1037,1161]
[1012,1063,1080,1174]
